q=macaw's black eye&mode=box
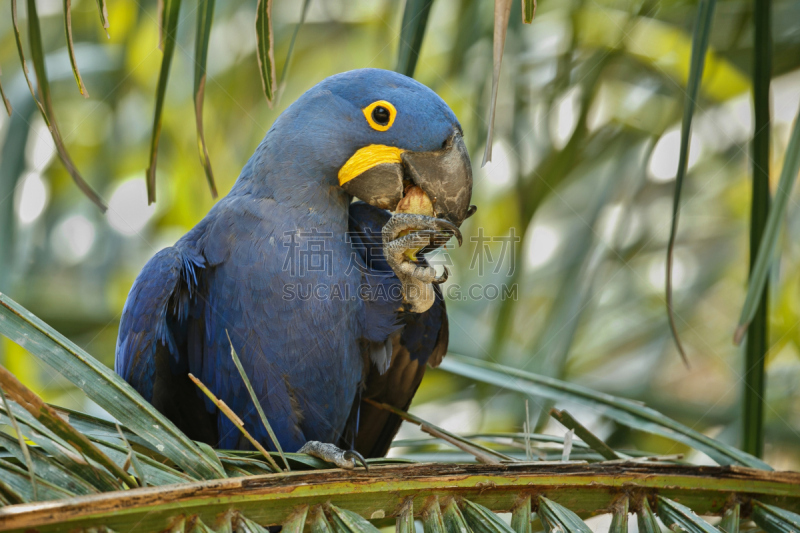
[364,101,396,131]
[372,106,391,126]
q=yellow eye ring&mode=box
[363,100,397,132]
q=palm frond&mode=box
[440,354,770,469]
[63,0,90,97]
[740,0,774,460]
[0,67,13,116]
[665,0,717,366]
[0,293,798,532]
[12,0,106,211]
[255,0,276,105]
[193,0,219,198]
[1,463,796,532]
[481,0,512,166]
[146,0,183,204]
[396,0,435,78]
[0,293,224,480]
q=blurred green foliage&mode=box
[1,0,800,469]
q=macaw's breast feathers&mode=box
[350,299,449,458]
[344,202,449,458]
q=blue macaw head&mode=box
[266,68,474,226]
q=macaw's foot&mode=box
[382,213,461,313]
[298,441,369,471]
[382,213,462,250]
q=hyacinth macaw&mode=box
[115,68,474,467]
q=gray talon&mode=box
[382,213,462,247]
[440,221,462,246]
[432,266,449,285]
[298,441,367,470]
[343,450,369,471]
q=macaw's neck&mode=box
[228,133,351,230]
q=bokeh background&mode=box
[1,0,800,469]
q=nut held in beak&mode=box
[395,185,434,217]
[395,185,435,262]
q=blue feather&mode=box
[115,68,458,453]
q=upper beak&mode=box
[340,130,474,227]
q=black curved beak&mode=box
[341,130,474,227]
[401,131,473,226]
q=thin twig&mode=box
[187,373,282,472]
[550,409,620,461]
[420,424,500,464]
[602,453,684,465]
[525,399,532,461]
[363,398,516,463]
[561,429,574,462]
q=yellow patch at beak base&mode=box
[338,145,405,186]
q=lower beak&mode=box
[340,130,474,227]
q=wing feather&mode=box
[115,246,217,444]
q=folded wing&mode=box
[115,246,218,444]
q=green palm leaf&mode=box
[255,0,276,104]
[440,354,769,469]
[0,67,13,115]
[63,0,90,97]
[739,0,774,460]
[146,0,182,204]
[0,293,224,480]
[752,501,800,533]
[396,0,435,78]
[718,504,740,533]
[657,496,718,533]
[665,0,716,365]
[481,0,512,166]
[734,110,800,341]
[538,497,592,533]
[12,0,106,211]
[193,0,219,198]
